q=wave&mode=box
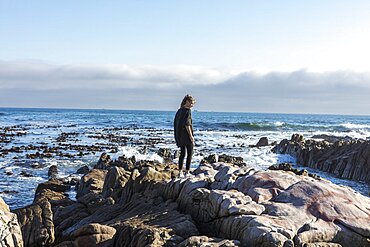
[340,122,370,129]
[197,120,370,133]
[197,121,301,131]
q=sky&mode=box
[1,0,370,114]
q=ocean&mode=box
[0,107,369,209]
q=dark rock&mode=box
[30,163,41,169]
[251,137,269,147]
[94,153,112,170]
[268,163,318,179]
[20,171,33,177]
[218,154,245,166]
[201,154,218,164]
[0,190,19,195]
[312,134,353,143]
[157,148,172,163]
[291,133,304,142]
[48,165,58,179]
[112,155,136,170]
[76,165,90,175]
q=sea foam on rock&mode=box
[8,152,370,246]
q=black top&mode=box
[174,107,193,147]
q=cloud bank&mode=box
[1,60,370,114]
[0,61,233,90]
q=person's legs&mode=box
[178,146,186,170]
[185,143,194,171]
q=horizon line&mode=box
[0,106,369,117]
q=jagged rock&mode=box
[48,165,58,179]
[268,163,320,179]
[13,199,54,247]
[102,166,131,201]
[273,134,370,183]
[112,155,136,170]
[76,169,107,198]
[218,154,245,166]
[312,134,353,143]
[0,197,23,247]
[94,153,112,170]
[201,154,218,164]
[291,134,304,142]
[251,137,269,147]
[157,148,172,159]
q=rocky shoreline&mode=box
[0,134,369,247]
[273,134,370,184]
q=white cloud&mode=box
[0,60,233,90]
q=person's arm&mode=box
[185,125,194,143]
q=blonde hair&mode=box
[180,94,196,107]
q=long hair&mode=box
[180,94,196,108]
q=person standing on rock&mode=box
[174,94,196,177]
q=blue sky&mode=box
[1,1,370,114]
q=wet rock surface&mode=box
[6,152,370,246]
[273,134,370,183]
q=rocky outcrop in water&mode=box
[9,152,370,246]
[273,134,370,183]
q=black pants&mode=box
[178,144,193,171]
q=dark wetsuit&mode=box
[174,107,193,170]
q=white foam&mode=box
[116,146,164,163]
[341,122,370,129]
[274,121,285,127]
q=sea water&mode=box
[0,108,369,209]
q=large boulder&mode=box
[76,169,107,198]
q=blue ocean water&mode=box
[0,107,369,209]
